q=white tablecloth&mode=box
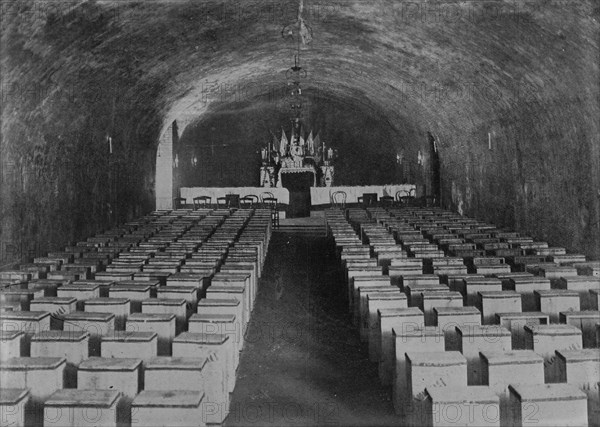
[180,187,290,205]
[310,185,416,206]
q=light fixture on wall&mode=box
[396,151,404,164]
[191,155,198,167]
[173,154,179,168]
[417,150,423,166]
[106,135,113,154]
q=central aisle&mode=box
[225,231,400,426]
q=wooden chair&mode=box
[240,195,257,209]
[193,196,212,210]
[331,191,347,209]
[260,192,274,208]
[216,196,228,208]
[262,197,280,227]
[173,197,187,209]
[395,189,416,206]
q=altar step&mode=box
[275,224,326,236]
[275,217,327,236]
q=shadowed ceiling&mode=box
[1,0,599,260]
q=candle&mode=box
[108,137,113,154]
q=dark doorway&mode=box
[428,132,441,205]
[281,172,313,217]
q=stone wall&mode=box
[2,0,598,263]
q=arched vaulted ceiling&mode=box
[1,0,599,259]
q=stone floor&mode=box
[225,232,400,426]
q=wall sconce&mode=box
[396,151,404,164]
[191,155,198,167]
[417,150,423,165]
[173,154,179,168]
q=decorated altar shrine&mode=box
[259,124,335,189]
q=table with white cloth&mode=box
[310,185,416,206]
[179,187,290,205]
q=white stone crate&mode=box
[84,298,131,330]
[377,307,424,386]
[0,388,29,427]
[366,291,407,349]
[0,330,23,361]
[405,351,468,425]
[44,389,121,427]
[141,298,187,335]
[508,383,588,427]
[126,313,176,356]
[423,386,500,427]
[101,331,158,362]
[457,325,512,385]
[524,324,583,383]
[434,306,482,351]
[131,390,206,427]
[480,350,545,425]
[392,326,444,416]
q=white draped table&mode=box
[180,187,290,205]
[310,185,416,206]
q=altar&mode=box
[180,187,290,205]
[180,128,416,216]
[179,184,417,216]
[258,125,335,217]
[278,166,317,187]
[310,185,416,206]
